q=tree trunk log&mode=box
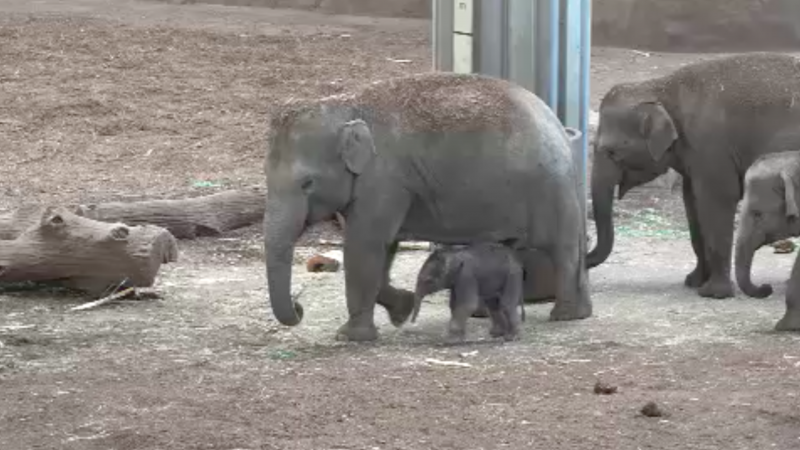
[75,187,266,239]
[0,206,178,295]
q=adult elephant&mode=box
[587,52,800,298]
[264,72,591,342]
[735,151,800,331]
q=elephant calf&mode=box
[412,242,525,343]
[734,151,800,331]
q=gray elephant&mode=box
[411,242,525,342]
[734,151,800,330]
[587,52,800,299]
[777,253,800,332]
[264,72,590,342]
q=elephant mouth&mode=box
[618,175,635,200]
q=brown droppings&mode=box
[593,380,618,395]
[640,401,666,418]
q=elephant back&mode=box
[352,72,537,134]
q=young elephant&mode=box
[734,151,800,331]
[411,242,525,343]
[735,151,800,299]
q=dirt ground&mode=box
[2,1,800,449]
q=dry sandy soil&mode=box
[2,1,800,449]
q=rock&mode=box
[306,254,341,273]
[640,401,666,417]
[593,380,618,395]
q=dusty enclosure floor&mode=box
[2,1,800,449]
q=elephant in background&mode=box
[412,242,525,343]
[735,151,800,299]
[587,52,800,299]
[264,72,591,342]
[734,151,800,331]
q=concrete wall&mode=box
[161,0,800,52]
[592,0,800,52]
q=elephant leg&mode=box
[336,191,411,342]
[500,268,524,341]
[682,178,710,288]
[693,184,737,299]
[776,252,800,331]
[471,299,490,318]
[336,239,389,342]
[547,195,593,321]
[375,241,416,327]
[445,278,480,344]
[487,305,507,338]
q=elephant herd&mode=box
[263,51,800,342]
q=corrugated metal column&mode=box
[558,0,591,216]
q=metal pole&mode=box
[432,0,455,72]
[507,0,535,93]
[534,0,560,110]
[578,0,593,218]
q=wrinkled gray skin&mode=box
[264,72,590,342]
[734,151,800,331]
[588,52,800,299]
[411,242,525,343]
[777,253,800,332]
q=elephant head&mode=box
[264,104,377,326]
[587,85,678,268]
[411,246,463,323]
[735,156,800,298]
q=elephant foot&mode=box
[697,278,734,299]
[444,331,467,345]
[775,310,800,332]
[489,323,504,338]
[471,302,490,318]
[549,297,592,322]
[335,321,379,342]
[445,321,467,344]
[378,286,416,327]
[502,331,521,342]
[684,266,708,289]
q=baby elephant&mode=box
[412,242,525,343]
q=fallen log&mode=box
[0,206,178,295]
[75,187,266,239]
[0,205,48,240]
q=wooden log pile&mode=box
[0,206,178,296]
[75,187,266,239]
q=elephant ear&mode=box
[337,119,376,175]
[781,171,800,218]
[638,102,678,162]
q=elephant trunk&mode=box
[734,220,773,298]
[587,153,621,268]
[410,292,424,323]
[264,189,308,326]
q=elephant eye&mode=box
[300,178,314,193]
[603,147,618,161]
[752,211,763,220]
